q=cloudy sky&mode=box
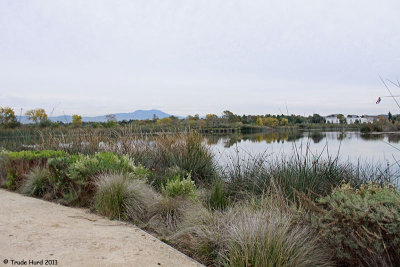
[1,0,400,117]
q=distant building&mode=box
[325,114,340,124]
[324,114,373,124]
[346,115,363,124]
[361,115,375,123]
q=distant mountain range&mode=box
[17,109,173,124]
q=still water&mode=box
[206,131,400,170]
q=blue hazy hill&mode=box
[17,109,172,124]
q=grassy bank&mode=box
[0,131,399,266]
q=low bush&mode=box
[46,155,79,200]
[94,173,159,223]
[307,182,400,266]
[161,173,196,199]
[67,152,148,205]
[21,167,52,198]
[3,150,67,190]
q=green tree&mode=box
[25,109,48,124]
[337,114,346,124]
[310,114,325,124]
[0,107,18,128]
[72,114,82,127]
[222,110,240,123]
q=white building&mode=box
[361,115,375,123]
[324,114,372,124]
[325,114,340,124]
[346,115,364,124]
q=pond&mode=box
[206,130,400,173]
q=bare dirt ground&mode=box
[0,189,202,267]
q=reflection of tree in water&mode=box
[310,131,325,144]
[204,135,220,145]
[287,131,303,142]
[360,134,384,141]
[387,134,400,143]
[223,135,243,148]
[337,132,346,141]
[209,131,304,148]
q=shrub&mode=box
[360,123,374,133]
[22,167,52,198]
[94,173,159,223]
[47,155,79,200]
[67,152,148,205]
[3,150,67,190]
[0,150,8,187]
[307,182,400,266]
[162,173,196,198]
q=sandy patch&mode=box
[0,189,202,267]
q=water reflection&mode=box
[205,130,400,148]
[205,131,305,148]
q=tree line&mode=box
[0,107,387,129]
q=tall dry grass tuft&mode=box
[26,128,217,184]
[94,173,159,223]
[22,167,52,198]
[223,142,394,201]
[118,132,217,184]
[172,185,333,267]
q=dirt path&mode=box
[0,189,202,267]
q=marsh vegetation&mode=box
[0,129,399,266]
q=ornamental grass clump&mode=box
[306,182,400,267]
[21,167,52,198]
[148,173,198,235]
[94,173,158,223]
[172,188,332,267]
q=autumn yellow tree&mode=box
[156,117,173,124]
[264,117,279,127]
[72,114,82,127]
[25,109,48,124]
[256,117,263,126]
[280,118,289,126]
[205,114,218,126]
[0,107,18,128]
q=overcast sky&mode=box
[1,0,400,117]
